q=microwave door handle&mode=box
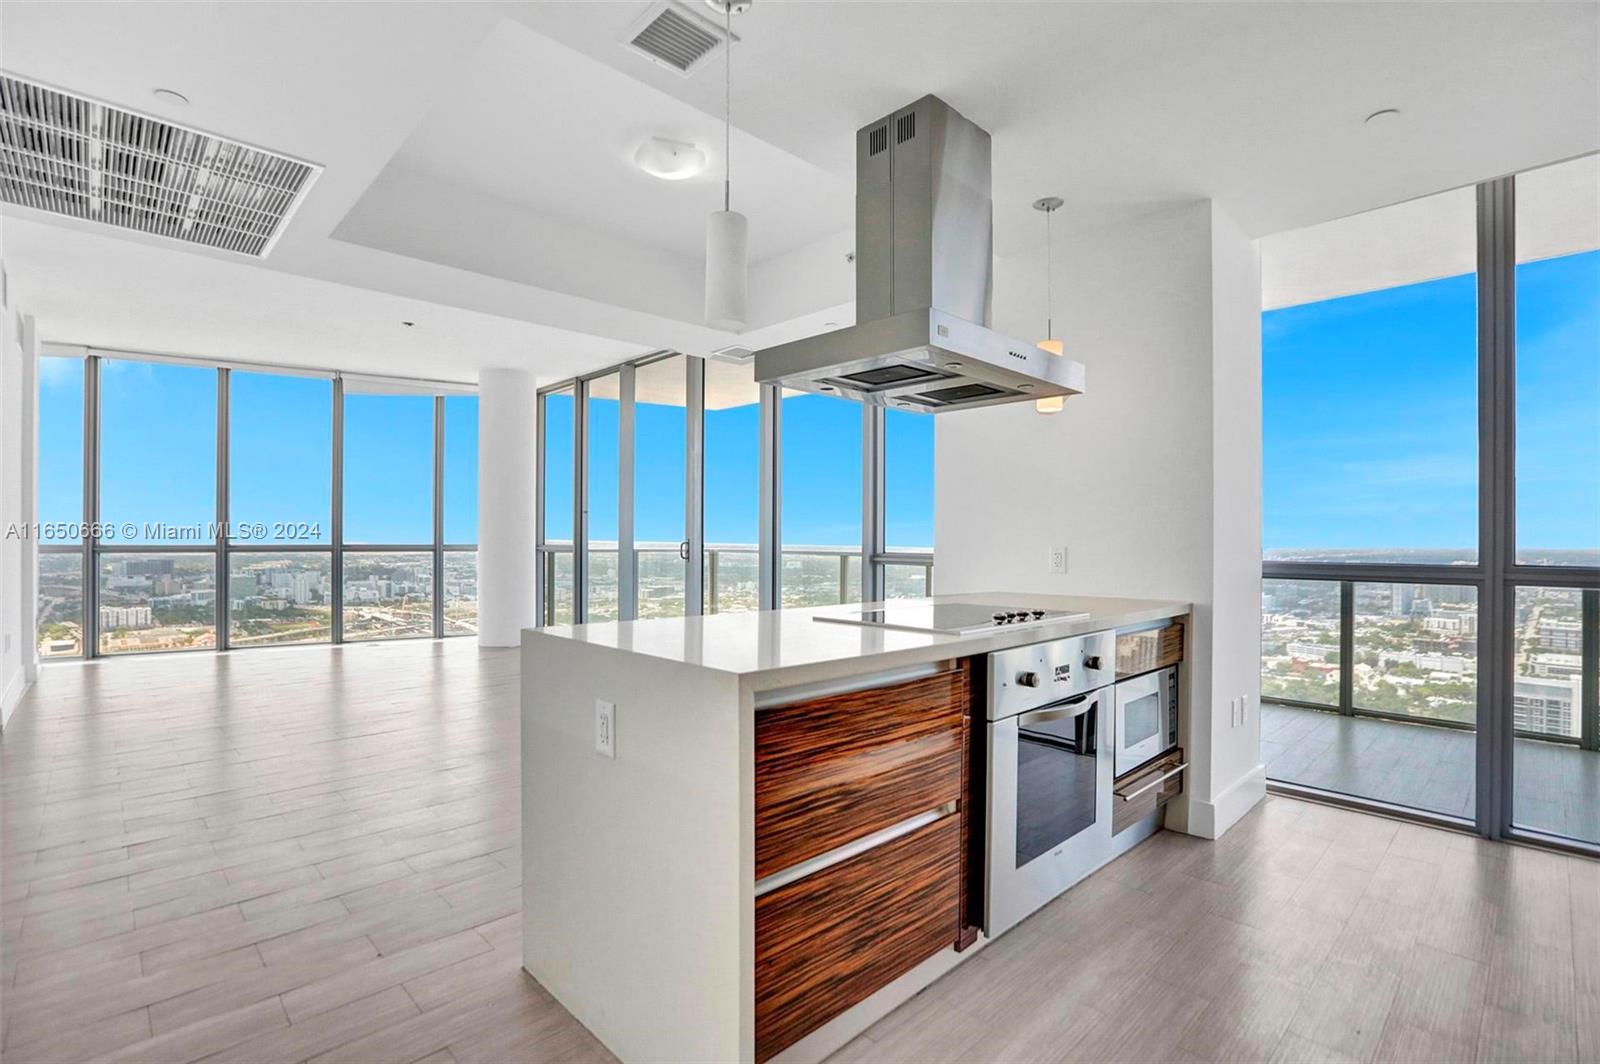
[1019,694,1094,726]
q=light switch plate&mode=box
[595,699,616,759]
[1048,545,1068,574]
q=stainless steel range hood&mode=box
[754,95,1086,413]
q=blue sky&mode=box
[1263,249,1598,555]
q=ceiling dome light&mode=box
[634,137,706,181]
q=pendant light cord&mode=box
[1045,206,1053,341]
[723,1,731,212]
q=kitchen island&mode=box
[521,592,1190,1064]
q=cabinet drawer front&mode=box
[1115,620,1185,679]
[1111,748,1185,835]
[755,815,961,1062]
[756,668,968,880]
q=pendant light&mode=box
[704,0,752,330]
[1033,196,1066,415]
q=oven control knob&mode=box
[1017,671,1040,687]
[1084,655,1103,671]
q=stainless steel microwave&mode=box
[1113,666,1179,777]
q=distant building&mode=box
[100,605,153,629]
[1423,612,1477,637]
[1528,653,1583,680]
[1514,675,1581,738]
[1537,619,1581,653]
[1286,642,1335,662]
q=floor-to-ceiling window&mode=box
[342,386,435,642]
[537,353,937,624]
[35,355,85,658]
[228,370,334,647]
[584,373,622,622]
[634,355,688,618]
[98,359,219,654]
[1508,155,1599,847]
[538,386,576,625]
[881,407,934,599]
[1260,155,1599,850]
[34,352,477,657]
[442,394,479,636]
[780,390,863,607]
[703,359,761,614]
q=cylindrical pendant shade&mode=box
[705,209,749,330]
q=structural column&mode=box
[478,368,538,646]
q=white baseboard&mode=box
[0,665,30,730]
[1185,763,1267,840]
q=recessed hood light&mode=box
[152,88,189,106]
[633,137,706,180]
[1364,108,1401,125]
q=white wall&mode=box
[935,200,1264,839]
[1,260,39,730]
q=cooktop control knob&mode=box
[1031,609,1046,619]
[992,612,1008,624]
[1084,655,1103,671]
[1017,671,1040,687]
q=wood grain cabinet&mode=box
[753,665,973,1061]
[754,667,969,880]
[755,816,961,1062]
[1115,620,1184,679]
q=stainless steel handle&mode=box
[752,800,957,897]
[1119,762,1188,801]
[1019,695,1093,726]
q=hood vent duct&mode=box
[754,95,1086,413]
[0,72,320,258]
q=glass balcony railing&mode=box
[540,544,933,624]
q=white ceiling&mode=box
[380,18,850,267]
[1264,154,1600,311]
[5,217,642,382]
[1,1,1595,383]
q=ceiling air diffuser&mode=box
[0,72,320,258]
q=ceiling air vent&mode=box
[710,344,754,363]
[0,72,321,257]
[621,1,732,77]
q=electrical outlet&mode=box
[1047,545,1068,574]
[595,699,616,759]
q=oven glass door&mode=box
[1122,690,1163,751]
[1014,695,1098,868]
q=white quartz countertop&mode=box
[524,592,1189,690]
